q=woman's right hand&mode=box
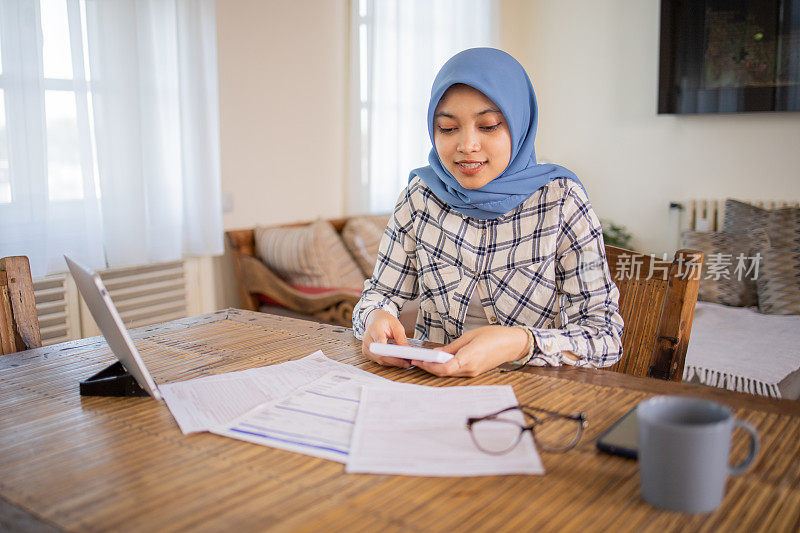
[362,309,411,368]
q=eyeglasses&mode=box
[466,405,588,454]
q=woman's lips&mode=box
[455,161,486,176]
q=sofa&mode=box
[226,215,418,332]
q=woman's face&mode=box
[433,84,512,190]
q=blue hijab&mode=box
[410,48,580,219]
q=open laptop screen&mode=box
[65,256,161,400]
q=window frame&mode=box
[0,0,98,218]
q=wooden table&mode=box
[2,309,799,532]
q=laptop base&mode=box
[80,361,150,397]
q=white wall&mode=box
[502,0,800,255]
[216,0,348,229]
[214,0,349,308]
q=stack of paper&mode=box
[347,385,544,476]
[212,370,391,462]
[159,350,376,433]
[160,350,544,476]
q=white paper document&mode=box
[212,370,391,462]
[346,385,545,477]
[159,351,376,433]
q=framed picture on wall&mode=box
[658,0,800,114]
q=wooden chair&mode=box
[604,246,704,381]
[226,219,361,328]
[0,256,42,355]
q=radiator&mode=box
[87,260,189,334]
[33,274,81,346]
[33,257,210,343]
[686,199,800,232]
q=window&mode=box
[0,0,222,277]
[0,13,6,203]
[0,0,97,207]
[0,0,105,275]
[351,0,499,214]
[0,85,8,203]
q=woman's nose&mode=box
[457,130,480,153]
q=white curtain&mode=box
[350,0,499,214]
[0,0,106,276]
[0,0,222,277]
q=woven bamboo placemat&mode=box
[1,310,798,532]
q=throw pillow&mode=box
[722,199,770,235]
[341,215,391,278]
[254,220,366,291]
[680,231,764,307]
[722,199,800,315]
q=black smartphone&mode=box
[595,405,638,459]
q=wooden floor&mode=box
[1,309,799,532]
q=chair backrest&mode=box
[0,256,42,354]
[604,246,703,381]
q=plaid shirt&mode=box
[353,177,623,368]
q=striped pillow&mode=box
[254,220,366,291]
[341,215,391,278]
[681,230,764,307]
[723,200,800,315]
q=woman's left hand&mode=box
[412,326,529,378]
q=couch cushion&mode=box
[681,230,765,307]
[722,200,800,315]
[254,220,366,291]
[341,215,391,278]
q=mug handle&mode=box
[728,419,760,476]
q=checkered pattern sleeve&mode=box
[527,184,624,368]
[352,187,420,339]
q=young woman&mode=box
[353,48,623,377]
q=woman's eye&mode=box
[437,126,456,134]
[481,123,501,132]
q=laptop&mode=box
[65,256,162,400]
